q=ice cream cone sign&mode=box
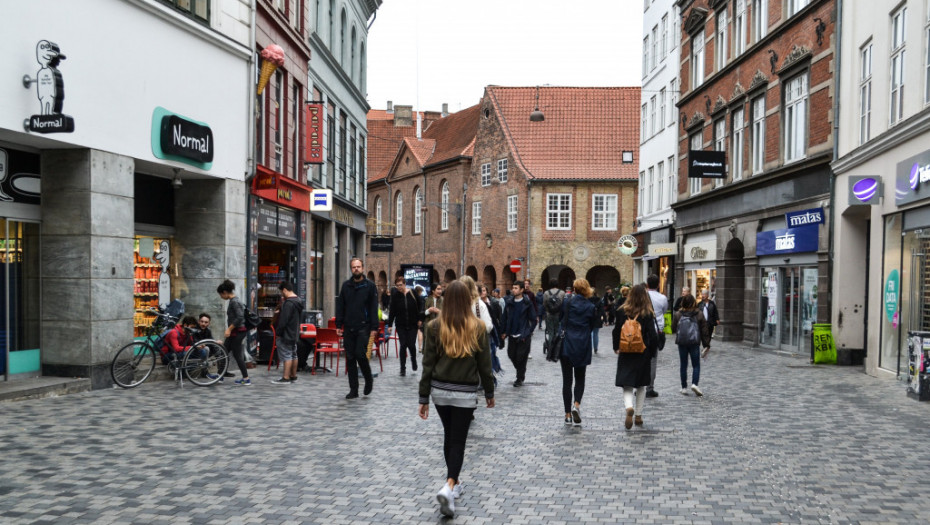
[257,44,285,95]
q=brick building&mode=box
[674,0,834,353]
[465,86,641,294]
[365,105,479,289]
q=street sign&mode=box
[310,189,333,211]
[509,259,522,274]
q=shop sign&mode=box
[688,150,726,179]
[259,265,279,274]
[895,149,930,206]
[756,225,818,256]
[683,240,716,263]
[617,234,638,255]
[885,270,899,324]
[370,237,394,252]
[848,176,882,206]
[785,207,823,227]
[331,205,353,225]
[647,242,678,257]
[257,203,298,239]
[251,165,311,210]
[277,207,296,238]
[151,107,213,169]
[304,104,324,164]
[310,189,333,211]
[22,40,74,134]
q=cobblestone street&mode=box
[1,327,929,524]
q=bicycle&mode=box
[110,309,229,388]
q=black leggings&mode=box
[395,326,418,370]
[559,356,586,413]
[224,332,248,377]
[434,404,476,484]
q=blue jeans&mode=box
[678,343,701,388]
[591,329,599,351]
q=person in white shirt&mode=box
[645,274,669,398]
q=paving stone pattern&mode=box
[1,327,929,524]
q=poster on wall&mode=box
[802,269,818,331]
[401,264,433,297]
[766,272,778,325]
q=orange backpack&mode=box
[618,315,646,354]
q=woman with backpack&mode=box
[612,284,659,429]
[558,278,599,427]
[419,280,495,518]
[671,294,711,397]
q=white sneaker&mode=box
[680,388,689,395]
[691,384,704,397]
[452,483,464,499]
[701,347,710,358]
[571,405,581,426]
[437,484,455,517]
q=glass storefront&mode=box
[685,268,716,299]
[883,222,930,374]
[759,266,818,354]
[0,219,41,379]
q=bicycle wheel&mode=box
[111,342,157,388]
[183,341,229,386]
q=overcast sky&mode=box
[366,0,644,113]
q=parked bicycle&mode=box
[111,309,229,388]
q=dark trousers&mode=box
[647,332,665,391]
[224,332,248,377]
[434,404,476,484]
[678,343,701,388]
[544,314,560,352]
[343,328,373,394]
[507,336,532,382]
[559,357,587,413]
[395,326,418,371]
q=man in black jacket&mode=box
[387,275,424,376]
[336,257,378,399]
[272,282,304,384]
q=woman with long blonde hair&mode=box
[419,280,495,518]
[612,284,659,430]
[459,275,493,333]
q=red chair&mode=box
[379,321,399,357]
[313,328,343,376]
[300,323,317,372]
[327,317,337,329]
[263,325,278,371]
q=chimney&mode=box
[394,105,413,127]
[386,100,393,113]
[442,103,449,117]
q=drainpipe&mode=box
[526,179,532,283]
[460,181,467,277]
[245,0,257,312]
[423,170,427,263]
[828,0,843,343]
[386,180,393,280]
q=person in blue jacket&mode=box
[558,278,599,427]
[501,281,537,387]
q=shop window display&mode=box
[134,237,170,337]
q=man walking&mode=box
[542,279,565,356]
[272,282,304,384]
[335,257,378,399]
[387,275,424,376]
[502,281,537,387]
[645,274,669,398]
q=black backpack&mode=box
[244,308,261,329]
[544,291,563,315]
[676,313,700,345]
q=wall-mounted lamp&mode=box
[172,168,183,189]
[529,86,545,122]
[485,233,493,248]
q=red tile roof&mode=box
[366,108,443,183]
[421,104,479,167]
[485,86,641,181]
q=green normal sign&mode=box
[885,270,899,323]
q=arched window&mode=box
[375,197,382,236]
[440,181,449,231]
[350,27,357,81]
[395,192,403,236]
[414,187,422,234]
[340,9,347,66]
[360,42,367,92]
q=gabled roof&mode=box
[485,86,641,181]
[421,104,480,167]
[366,109,441,183]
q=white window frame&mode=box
[732,107,745,182]
[651,25,659,71]
[692,30,705,88]
[668,155,676,205]
[413,187,422,234]
[592,194,618,231]
[716,10,728,70]
[891,6,907,125]
[639,171,646,213]
[751,94,765,174]
[690,132,702,195]
[751,0,767,44]
[784,74,809,163]
[497,158,508,183]
[661,14,668,59]
[647,166,655,213]
[395,192,403,236]
[440,181,449,231]
[375,197,382,236]
[641,103,648,140]
[546,193,572,230]
[735,0,747,55]
[659,88,667,129]
[480,162,491,186]
[649,96,657,136]
[787,0,810,17]
[714,118,726,187]
[657,161,665,209]
[507,195,518,232]
[643,36,650,77]
[860,42,873,144]
[472,201,481,235]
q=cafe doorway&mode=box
[257,239,297,314]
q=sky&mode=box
[366,0,644,113]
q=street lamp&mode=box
[529,86,545,122]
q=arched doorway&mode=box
[542,265,573,290]
[501,265,517,291]
[557,267,577,290]
[585,265,621,294]
[483,265,497,290]
[430,269,440,287]
[443,269,457,284]
[466,265,478,281]
[378,271,387,289]
[720,238,745,342]
[367,271,375,282]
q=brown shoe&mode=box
[624,407,634,429]
[634,415,643,426]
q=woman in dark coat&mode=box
[612,284,659,430]
[558,278,599,427]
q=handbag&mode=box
[546,329,565,362]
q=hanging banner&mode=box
[304,103,324,165]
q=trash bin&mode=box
[906,331,930,401]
